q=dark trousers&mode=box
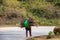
[25,27,32,37]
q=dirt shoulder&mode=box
[27,35,60,40]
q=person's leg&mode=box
[29,28,32,37]
[26,28,28,37]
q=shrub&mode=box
[46,0,53,2]
[53,27,60,35]
[7,15,12,19]
[45,13,56,19]
[55,3,60,7]
[30,8,60,19]
[47,31,52,39]
[7,13,17,19]
[0,0,3,4]
[30,8,46,18]
[0,14,3,17]
[17,0,29,2]
[10,13,17,18]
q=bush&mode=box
[53,27,60,35]
[44,11,60,19]
[55,3,60,7]
[47,31,52,39]
[17,0,29,2]
[44,13,57,19]
[0,0,3,4]
[30,8,59,19]
[30,8,46,18]
[53,11,60,19]
[0,14,3,17]
[46,0,53,2]
[7,15,12,19]
[7,13,17,19]
[10,13,17,18]
[44,14,53,19]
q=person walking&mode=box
[20,17,34,37]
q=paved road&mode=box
[0,26,55,40]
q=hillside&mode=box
[0,0,60,26]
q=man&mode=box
[20,17,34,37]
[25,17,34,37]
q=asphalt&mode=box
[0,26,55,40]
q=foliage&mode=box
[0,0,60,25]
[7,13,18,19]
[46,0,54,2]
[30,8,46,17]
[55,3,60,7]
[0,0,3,5]
[47,31,52,39]
[53,28,60,35]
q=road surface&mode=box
[0,26,55,40]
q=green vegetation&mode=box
[53,27,60,35]
[0,0,60,26]
[47,31,53,39]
